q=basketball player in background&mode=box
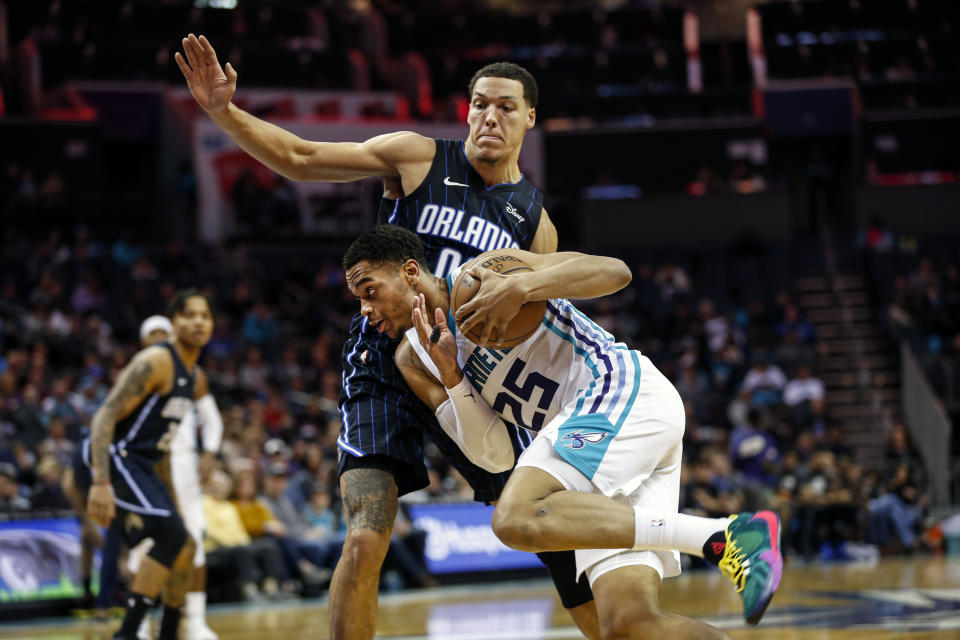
[84,291,214,640]
[345,226,782,635]
[133,316,223,640]
[177,34,600,640]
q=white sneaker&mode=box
[185,621,219,640]
[136,616,152,640]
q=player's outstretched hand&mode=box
[412,294,461,388]
[86,483,116,528]
[175,34,237,115]
[455,267,525,347]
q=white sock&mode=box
[185,591,205,622]
[632,508,729,557]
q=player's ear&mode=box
[526,107,536,130]
[402,259,421,286]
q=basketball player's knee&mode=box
[598,606,663,640]
[147,517,189,568]
[340,528,391,577]
[491,502,543,552]
[176,535,197,568]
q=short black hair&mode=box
[468,62,539,109]
[167,288,214,318]
[343,225,426,271]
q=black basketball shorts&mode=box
[76,442,184,548]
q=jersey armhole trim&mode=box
[391,138,442,207]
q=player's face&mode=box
[172,296,214,349]
[466,77,535,164]
[346,259,418,339]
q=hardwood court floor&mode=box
[1,556,957,639]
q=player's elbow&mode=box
[480,451,515,474]
[607,258,632,290]
[283,151,314,181]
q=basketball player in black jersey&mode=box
[85,291,214,640]
[177,34,598,640]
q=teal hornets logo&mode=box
[560,432,608,449]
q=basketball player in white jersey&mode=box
[345,226,782,637]
[136,316,222,640]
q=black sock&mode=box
[82,577,94,605]
[158,605,182,640]
[116,593,154,638]
[702,530,727,566]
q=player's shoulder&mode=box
[132,344,174,370]
[374,131,437,162]
[394,334,420,374]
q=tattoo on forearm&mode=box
[341,468,398,534]
[90,359,154,479]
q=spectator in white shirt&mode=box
[783,365,825,407]
[740,358,787,397]
[783,365,826,431]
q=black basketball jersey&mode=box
[112,342,196,460]
[376,138,544,277]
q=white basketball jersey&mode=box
[170,406,198,454]
[407,267,634,433]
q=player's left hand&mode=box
[87,483,116,528]
[455,267,526,347]
[198,451,216,481]
[412,294,461,387]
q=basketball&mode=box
[450,253,546,349]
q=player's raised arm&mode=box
[175,34,434,184]
[87,348,171,527]
[456,250,632,340]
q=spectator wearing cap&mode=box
[139,314,174,344]
[0,462,30,512]
[262,437,290,471]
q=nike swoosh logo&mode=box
[444,177,469,188]
[753,510,780,556]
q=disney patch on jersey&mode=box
[504,202,524,223]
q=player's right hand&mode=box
[175,34,237,115]
[86,484,116,528]
[412,294,462,388]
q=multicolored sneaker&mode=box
[717,510,783,625]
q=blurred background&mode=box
[1,0,959,619]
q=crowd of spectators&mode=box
[575,255,932,560]
[0,214,940,603]
[860,218,960,507]
[862,219,960,357]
